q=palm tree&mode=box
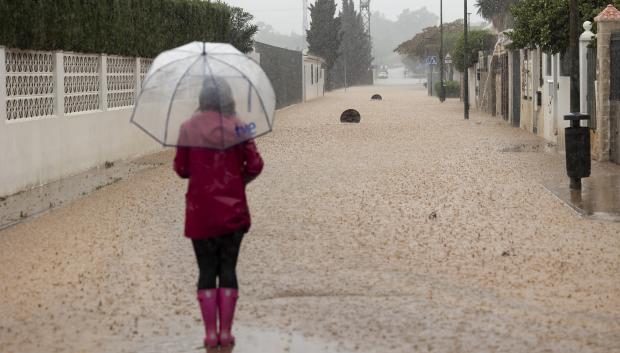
[475,0,519,31]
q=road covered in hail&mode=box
[1,85,619,353]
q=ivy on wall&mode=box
[0,0,257,56]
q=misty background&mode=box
[224,0,485,66]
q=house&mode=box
[302,53,325,102]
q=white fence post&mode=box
[54,52,64,117]
[100,54,108,111]
[0,47,6,122]
[135,58,141,98]
[579,21,595,114]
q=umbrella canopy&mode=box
[131,42,275,150]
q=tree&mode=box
[332,0,373,87]
[452,29,497,71]
[307,0,341,71]
[509,0,620,54]
[394,20,464,62]
[228,7,259,54]
[475,0,519,31]
[371,8,438,66]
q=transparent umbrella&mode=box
[130,42,275,150]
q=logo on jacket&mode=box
[235,122,257,137]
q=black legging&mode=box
[192,231,244,290]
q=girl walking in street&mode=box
[173,77,264,349]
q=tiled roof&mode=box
[595,4,620,22]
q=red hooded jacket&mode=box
[173,111,264,239]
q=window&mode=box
[546,53,552,76]
[311,64,314,84]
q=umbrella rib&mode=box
[139,54,200,91]
[139,74,244,95]
[129,119,167,146]
[162,56,203,145]
[130,54,200,124]
[207,55,274,131]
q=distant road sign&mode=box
[426,56,438,65]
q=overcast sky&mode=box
[223,0,483,34]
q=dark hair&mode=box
[199,77,236,116]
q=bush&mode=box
[434,80,460,98]
[452,29,497,72]
[0,0,258,56]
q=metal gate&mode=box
[611,34,620,163]
[512,51,521,127]
[587,47,597,129]
[500,53,509,120]
[612,34,620,101]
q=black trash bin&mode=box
[564,113,591,189]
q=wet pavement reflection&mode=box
[135,326,346,353]
[544,175,620,221]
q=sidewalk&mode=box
[1,85,619,353]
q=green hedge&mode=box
[0,0,257,57]
[434,80,460,98]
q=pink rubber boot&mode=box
[197,289,219,348]
[217,288,239,347]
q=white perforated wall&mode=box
[5,50,55,121]
[64,54,101,114]
[106,56,136,109]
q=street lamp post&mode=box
[344,49,348,92]
[439,0,446,102]
[563,0,591,190]
[463,0,469,119]
[569,0,580,113]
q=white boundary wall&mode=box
[0,47,161,197]
[302,55,325,102]
[541,53,571,146]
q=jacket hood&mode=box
[179,111,246,149]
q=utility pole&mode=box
[360,0,372,78]
[439,0,445,102]
[360,0,371,36]
[429,59,434,96]
[463,0,469,119]
[344,49,348,92]
[302,0,309,39]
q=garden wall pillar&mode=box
[0,47,6,123]
[595,4,620,161]
[54,52,64,116]
[580,21,595,114]
[100,55,108,111]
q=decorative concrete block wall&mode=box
[0,43,318,196]
[0,47,160,196]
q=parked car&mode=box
[378,71,388,79]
